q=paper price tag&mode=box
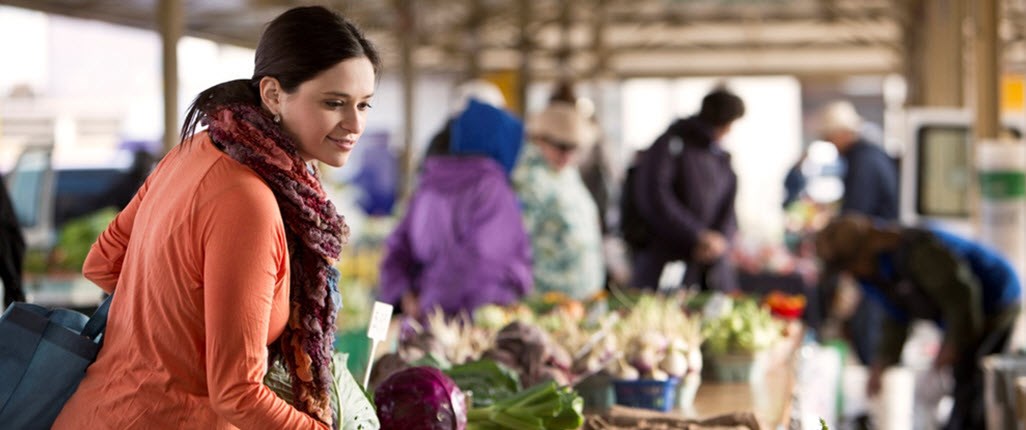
[366,301,393,341]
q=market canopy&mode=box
[0,0,908,78]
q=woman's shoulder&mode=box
[178,132,280,214]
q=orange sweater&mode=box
[53,133,328,429]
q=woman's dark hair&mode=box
[180,6,381,141]
[697,87,745,128]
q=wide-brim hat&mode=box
[818,100,862,136]
[526,102,598,149]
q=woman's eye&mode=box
[358,102,373,111]
[325,100,345,109]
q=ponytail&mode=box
[180,79,260,143]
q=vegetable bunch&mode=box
[465,381,583,430]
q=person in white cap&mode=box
[816,100,899,368]
[818,100,898,221]
[513,102,605,300]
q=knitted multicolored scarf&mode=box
[205,103,348,427]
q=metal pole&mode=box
[973,0,1000,140]
[517,0,533,118]
[396,0,417,200]
[465,0,483,80]
[159,0,183,153]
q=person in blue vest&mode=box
[815,214,1021,430]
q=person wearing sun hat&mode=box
[513,101,604,300]
[815,213,1020,430]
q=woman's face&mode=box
[535,136,579,172]
[277,57,376,167]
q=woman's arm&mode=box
[200,183,328,430]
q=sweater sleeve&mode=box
[200,183,328,430]
[711,169,738,240]
[82,160,157,293]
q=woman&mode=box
[514,102,604,300]
[53,6,378,429]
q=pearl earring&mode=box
[273,113,281,123]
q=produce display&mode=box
[701,295,782,356]
[335,288,802,428]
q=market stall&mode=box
[329,288,813,430]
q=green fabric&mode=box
[874,234,996,367]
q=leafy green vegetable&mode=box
[465,381,583,430]
[446,359,522,408]
[265,352,380,430]
[56,208,118,271]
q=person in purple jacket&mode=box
[379,98,532,318]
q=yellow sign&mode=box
[1002,74,1024,113]
[482,71,521,116]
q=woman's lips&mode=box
[328,136,355,151]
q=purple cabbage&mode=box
[375,366,467,430]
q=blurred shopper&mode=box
[379,98,532,319]
[549,81,613,234]
[422,79,507,159]
[53,7,377,429]
[1,175,26,307]
[819,100,898,219]
[628,87,745,292]
[514,102,604,300]
[816,214,1021,430]
[817,100,899,366]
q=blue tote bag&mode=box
[0,295,111,429]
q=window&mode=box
[915,126,970,217]
[6,148,51,228]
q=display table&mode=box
[692,320,803,428]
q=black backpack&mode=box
[619,154,651,250]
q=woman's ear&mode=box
[258,76,283,116]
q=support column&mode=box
[517,0,533,118]
[902,0,964,107]
[396,0,417,200]
[464,0,483,80]
[972,0,1000,141]
[159,0,183,153]
[972,0,1026,350]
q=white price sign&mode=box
[366,302,393,341]
[362,301,393,388]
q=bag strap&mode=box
[81,294,113,342]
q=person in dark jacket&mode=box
[1,175,26,307]
[816,214,1021,430]
[629,87,745,291]
[820,101,898,219]
[817,100,899,366]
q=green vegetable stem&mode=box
[465,381,584,430]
